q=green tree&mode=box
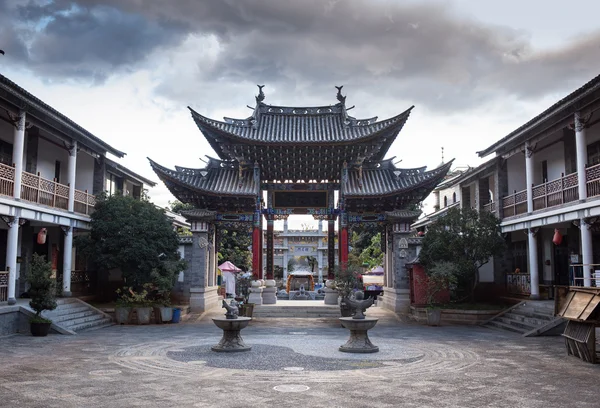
[168,200,194,214]
[76,193,186,292]
[359,233,383,269]
[217,229,252,271]
[28,254,57,322]
[350,224,380,259]
[418,207,506,301]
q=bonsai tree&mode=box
[418,207,506,302]
[76,193,186,297]
[28,254,57,322]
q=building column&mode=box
[252,211,261,281]
[317,249,323,284]
[67,141,77,212]
[12,110,26,200]
[187,219,219,313]
[525,140,535,213]
[327,219,335,279]
[575,112,588,201]
[266,215,274,280]
[61,226,73,297]
[5,216,20,304]
[339,215,349,268]
[527,228,540,299]
[580,219,593,287]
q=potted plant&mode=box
[28,254,58,336]
[131,285,152,325]
[334,263,362,317]
[151,289,173,323]
[421,261,458,326]
[115,287,134,324]
[236,272,254,317]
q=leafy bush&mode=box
[28,254,57,322]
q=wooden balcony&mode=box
[482,201,496,213]
[501,163,600,219]
[0,162,95,216]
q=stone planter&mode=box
[410,306,505,325]
[135,307,152,325]
[426,309,442,326]
[30,321,52,337]
[115,307,132,325]
[154,306,173,323]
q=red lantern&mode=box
[552,229,562,246]
[37,228,47,245]
[417,231,425,237]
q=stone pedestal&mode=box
[248,287,263,305]
[262,287,277,304]
[211,317,252,352]
[190,286,221,313]
[379,288,410,314]
[324,287,339,305]
[339,317,379,353]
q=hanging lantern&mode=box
[552,229,562,246]
[37,228,47,245]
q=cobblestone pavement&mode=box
[1,306,599,408]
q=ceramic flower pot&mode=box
[115,307,132,324]
[135,307,152,325]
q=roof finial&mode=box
[335,85,346,104]
[441,146,444,164]
[256,85,265,102]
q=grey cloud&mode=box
[2,0,599,111]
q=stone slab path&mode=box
[1,306,599,408]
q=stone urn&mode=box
[339,317,379,353]
[211,317,252,352]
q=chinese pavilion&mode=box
[149,86,452,313]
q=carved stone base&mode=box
[339,317,379,353]
[324,287,339,305]
[248,287,263,305]
[262,287,277,304]
[211,317,252,352]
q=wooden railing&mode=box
[586,162,600,197]
[506,272,530,295]
[501,189,528,218]
[482,201,496,213]
[0,162,95,216]
[531,172,578,211]
[0,271,8,302]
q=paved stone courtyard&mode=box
[1,306,599,408]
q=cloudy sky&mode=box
[1,0,600,226]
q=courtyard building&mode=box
[0,74,156,306]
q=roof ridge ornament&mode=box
[256,85,266,103]
[335,85,346,104]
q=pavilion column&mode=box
[61,226,73,297]
[252,211,261,281]
[266,215,274,280]
[5,215,21,305]
[282,218,289,283]
[67,141,77,212]
[525,141,535,213]
[580,220,593,287]
[339,214,349,268]
[12,110,26,200]
[187,218,220,313]
[527,228,540,299]
[327,219,335,279]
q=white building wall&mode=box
[533,142,565,183]
[507,154,526,193]
[439,185,461,207]
[478,259,494,283]
[469,183,476,209]
[75,153,95,192]
[586,122,600,145]
[36,138,69,182]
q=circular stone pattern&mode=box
[274,385,310,393]
[166,344,420,371]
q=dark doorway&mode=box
[554,235,570,286]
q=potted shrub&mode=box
[151,289,173,323]
[115,287,134,324]
[421,261,458,326]
[236,272,254,317]
[28,254,58,336]
[334,264,362,317]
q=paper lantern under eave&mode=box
[552,229,563,246]
[37,228,47,245]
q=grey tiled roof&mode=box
[344,160,454,197]
[148,158,257,197]
[190,103,413,144]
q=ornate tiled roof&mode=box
[344,160,454,197]
[385,210,423,220]
[148,158,257,197]
[190,103,412,145]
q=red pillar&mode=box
[328,219,335,279]
[252,226,261,281]
[340,226,349,268]
[266,217,274,279]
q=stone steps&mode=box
[41,298,114,333]
[482,301,564,337]
[253,305,341,318]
